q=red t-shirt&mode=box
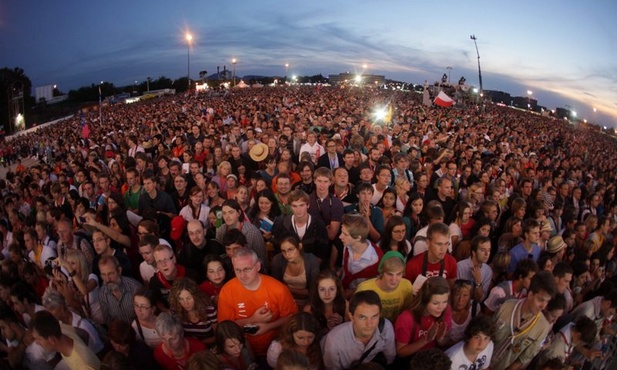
[394,308,452,351]
[405,252,457,282]
[154,337,205,370]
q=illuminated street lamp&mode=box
[232,58,237,86]
[593,107,597,112]
[527,90,533,110]
[186,33,193,90]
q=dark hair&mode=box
[463,315,493,342]
[470,235,491,254]
[573,316,598,345]
[214,320,245,355]
[307,271,346,330]
[538,358,564,370]
[32,310,61,339]
[222,228,247,247]
[107,319,136,345]
[529,271,557,297]
[349,290,381,315]
[276,349,310,370]
[221,199,244,220]
[10,282,38,305]
[380,215,409,256]
[552,261,573,278]
[604,289,617,308]
[512,259,539,280]
[410,276,450,322]
[408,348,451,370]
[546,293,566,312]
[247,189,281,221]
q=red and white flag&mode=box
[434,91,455,107]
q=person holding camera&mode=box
[217,246,298,360]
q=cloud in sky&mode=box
[1,0,616,125]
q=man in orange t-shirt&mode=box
[218,246,297,355]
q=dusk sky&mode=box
[1,1,616,126]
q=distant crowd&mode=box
[0,85,616,370]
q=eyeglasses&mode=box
[156,255,175,265]
[234,262,258,275]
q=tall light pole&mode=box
[470,35,483,96]
[285,63,289,83]
[186,33,192,90]
[527,90,533,110]
[232,58,237,86]
[446,66,452,84]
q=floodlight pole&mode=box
[470,35,483,96]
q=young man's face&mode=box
[527,289,552,315]
[349,302,380,342]
[466,331,492,356]
[473,241,491,264]
[428,233,450,261]
[290,200,308,218]
[314,176,331,194]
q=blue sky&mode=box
[1,1,616,126]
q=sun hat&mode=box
[249,143,269,162]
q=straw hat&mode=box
[547,236,567,254]
[249,143,269,162]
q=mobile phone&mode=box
[243,325,259,335]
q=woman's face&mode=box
[255,180,267,193]
[208,212,217,227]
[391,224,406,243]
[222,205,240,226]
[426,293,449,318]
[67,258,78,273]
[206,261,226,285]
[177,289,195,312]
[417,175,428,189]
[107,197,118,211]
[411,199,423,215]
[382,192,396,207]
[207,184,218,198]
[133,296,154,321]
[191,191,204,207]
[160,332,183,352]
[478,224,491,237]
[293,329,315,350]
[515,207,526,219]
[280,240,301,263]
[258,197,272,214]
[224,338,243,358]
[220,165,231,177]
[195,174,206,188]
[461,207,473,223]
[512,222,523,236]
[317,278,337,305]
[109,218,122,232]
[453,286,471,311]
[236,188,248,203]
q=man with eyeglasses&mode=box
[90,230,132,280]
[317,138,343,170]
[149,244,197,310]
[218,246,297,358]
[97,255,142,325]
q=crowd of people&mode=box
[0,84,616,370]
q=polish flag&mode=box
[434,91,455,107]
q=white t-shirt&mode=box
[445,340,494,370]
